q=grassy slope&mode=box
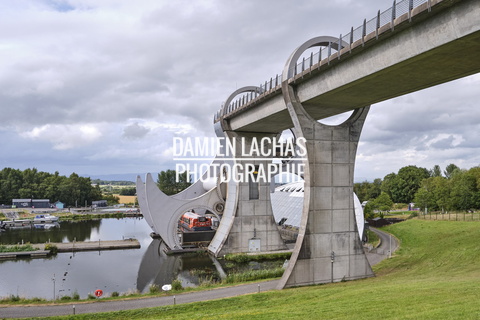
[40,220,480,319]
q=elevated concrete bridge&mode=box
[138,0,480,290]
[218,0,480,133]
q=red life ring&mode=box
[94,289,103,297]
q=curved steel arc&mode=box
[210,86,266,255]
[136,175,158,234]
[142,172,225,250]
[207,122,239,256]
[282,36,349,80]
[220,86,263,124]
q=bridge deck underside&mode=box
[303,32,480,119]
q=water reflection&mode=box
[136,239,223,292]
[136,239,180,292]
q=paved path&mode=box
[366,227,399,266]
[1,228,398,319]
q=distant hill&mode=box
[82,173,158,183]
[91,179,136,186]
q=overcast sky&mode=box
[1,0,478,182]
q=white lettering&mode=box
[173,137,183,157]
[296,137,307,157]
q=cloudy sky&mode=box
[0,0,478,182]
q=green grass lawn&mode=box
[31,220,480,319]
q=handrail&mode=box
[214,0,430,122]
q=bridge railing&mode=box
[215,0,431,122]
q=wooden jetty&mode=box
[40,239,141,253]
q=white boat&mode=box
[33,214,59,223]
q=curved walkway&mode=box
[366,227,400,265]
[1,228,398,319]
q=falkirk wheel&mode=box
[136,88,291,255]
[136,35,374,287]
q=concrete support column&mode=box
[278,80,373,288]
[211,131,287,256]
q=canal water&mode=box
[0,218,219,300]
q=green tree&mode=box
[430,176,451,212]
[385,166,430,204]
[354,179,382,203]
[444,163,460,179]
[370,178,382,199]
[370,192,393,218]
[157,170,191,195]
[449,169,477,211]
[413,181,435,213]
[354,181,370,203]
[120,187,136,196]
[363,201,374,219]
[430,165,442,177]
[103,194,120,206]
[381,173,397,200]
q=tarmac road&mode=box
[367,227,399,265]
[1,228,398,319]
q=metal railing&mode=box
[215,0,432,122]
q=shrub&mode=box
[149,284,159,294]
[72,291,80,300]
[224,252,291,263]
[30,297,45,302]
[199,276,218,287]
[224,267,284,284]
[171,279,183,291]
[224,253,249,263]
[111,291,119,297]
[45,244,58,254]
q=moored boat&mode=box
[33,214,59,223]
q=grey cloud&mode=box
[429,135,457,150]
[123,122,150,140]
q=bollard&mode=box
[258,284,260,293]
[173,295,176,305]
[73,305,75,315]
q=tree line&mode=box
[354,163,480,216]
[0,168,103,207]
